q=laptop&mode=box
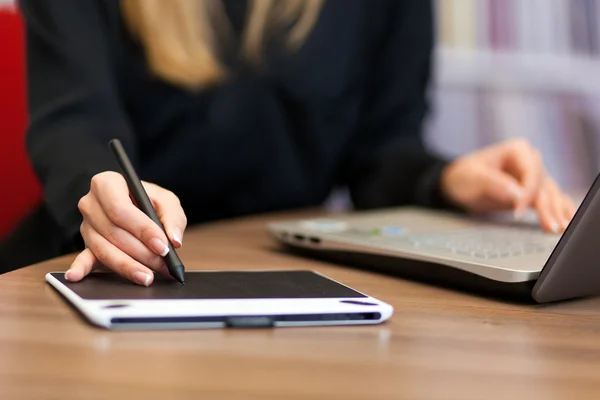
[268,174,600,304]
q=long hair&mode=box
[122,0,325,89]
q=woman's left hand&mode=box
[440,138,577,233]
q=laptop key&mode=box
[396,227,557,259]
[472,251,489,259]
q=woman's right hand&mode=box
[65,171,187,286]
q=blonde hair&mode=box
[122,0,325,89]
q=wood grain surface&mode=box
[1,210,600,400]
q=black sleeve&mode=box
[20,0,138,244]
[347,0,456,210]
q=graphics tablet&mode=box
[46,270,393,330]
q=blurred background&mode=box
[0,0,41,239]
[1,0,600,238]
[426,0,600,198]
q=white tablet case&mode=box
[46,270,394,330]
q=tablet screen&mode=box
[51,270,367,300]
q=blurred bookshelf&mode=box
[436,48,600,95]
[426,0,600,197]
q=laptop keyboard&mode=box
[399,227,559,259]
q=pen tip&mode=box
[171,265,185,285]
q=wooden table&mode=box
[2,210,600,400]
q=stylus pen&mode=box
[108,139,185,284]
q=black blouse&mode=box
[20,0,450,243]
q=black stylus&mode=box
[108,139,185,284]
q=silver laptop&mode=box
[268,174,600,303]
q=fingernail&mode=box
[510,185,524,201]
[133,271,153,287]
[149,238,169,256]
[65,269,72,281]
[173,229,183,247]
[562,218,570,230]
[550,221,560,234]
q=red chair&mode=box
[0,7,42,240]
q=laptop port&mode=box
[294,234,305,241]
[309,237,321,244]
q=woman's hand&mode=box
[440,138,576,233]
[65,171,187,286]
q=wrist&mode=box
[437,162,465,211]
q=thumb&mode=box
[144,183,188,249]
[478,169,525,209]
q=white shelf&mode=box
[0,1,16,10]
[435,48,600,94]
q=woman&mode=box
[3,0,575,286]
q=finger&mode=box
[501,140,545,214]
[80,193,166,272]
[65,247,97,282]
[475,169,524,210]
[544,179,566,232]
[81,221,155,286]
[90,173,170,257]
[562,194,578,229]
[145,183,187,248]
[533,185,560,234]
